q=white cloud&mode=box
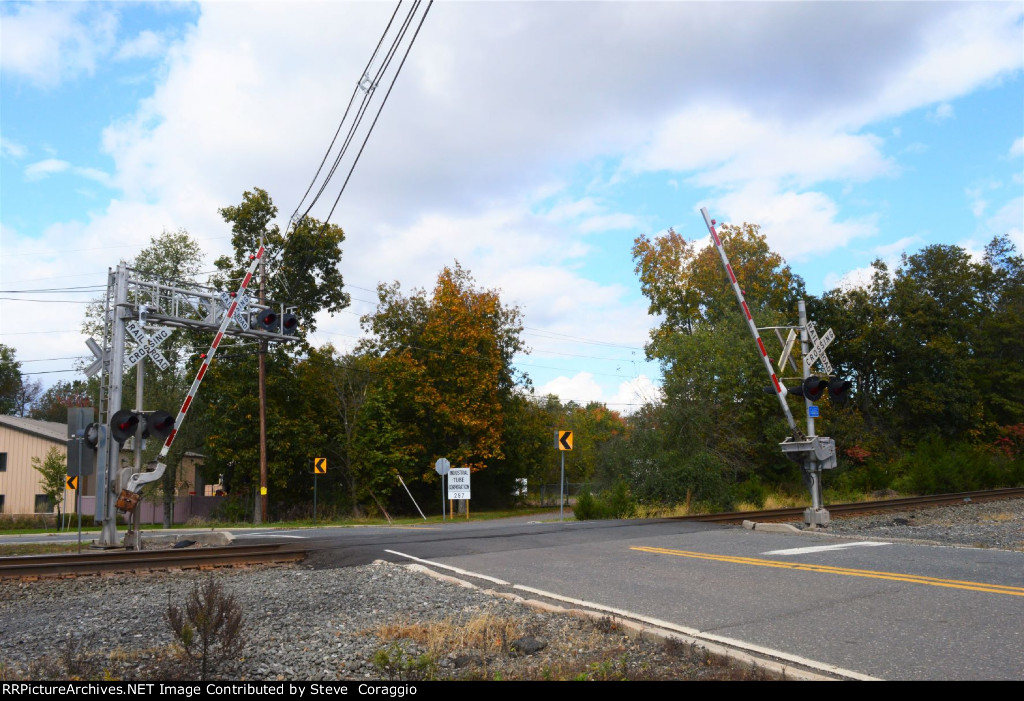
[536,372,604,406]
[712,183,878,261]
[987,196,1024,251]
[1,137,26,159]
[115,30,168,61]
[874,236,925,259]
[1010,138,1024,158]
[608,375,662,409]
[823,265,877,293]
[0,4,117,89]
[24,158,71,181]
[627,105,896,189]
[927,102,955,122]
[4,1,1021,399]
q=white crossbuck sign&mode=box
[803,322,835,375]
[218,292,252,331]
[125,320,171,371]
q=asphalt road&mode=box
[235,515,1024,681]
[6,515,1022,680]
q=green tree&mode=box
[0,344,21,414]
[627,224,806,503]
[29,380,92,424]
[197,187,350,518]
[32,445,66,528]
[213,187,349,337]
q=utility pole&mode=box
[257,234,268,524]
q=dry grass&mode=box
[374,612,522,657]
[366,609,784,681]
[979,512,1017,523]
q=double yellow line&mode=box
[632,546,1024,597]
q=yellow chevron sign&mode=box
[557,430,573,451]
[314,457,327,474]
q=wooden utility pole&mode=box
[257,236,268,523]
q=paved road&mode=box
[238,516,1024,681]
[7,516,1022,679]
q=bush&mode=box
[731,476,767,509]
[166,577,246,680]
[893,437,1024,494]
[574,483,636,520]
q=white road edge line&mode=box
[387,549,881,682]
[384,549,510,586]
[763,542,892,556]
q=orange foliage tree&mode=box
[353,263,528,509]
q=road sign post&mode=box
[555,431,573,521]
[313,458,327,525]
[435,458,451,520]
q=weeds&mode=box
[165,577,246,681]
[371,643,437,681]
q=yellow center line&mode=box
[631,546,1024,597]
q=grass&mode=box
[0,542,86,557]
[365,611,781,681]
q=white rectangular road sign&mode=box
[447,467,471,500]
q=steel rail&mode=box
[0,543,306,580]
[671,487,1024,525]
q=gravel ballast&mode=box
[1,497,1021,681]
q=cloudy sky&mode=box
[2,1,1022,411]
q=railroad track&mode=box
[0,543,307,580]
[672,487,1024,525]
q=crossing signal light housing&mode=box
[256,310,280,332]
[828,377,852,405]
[110,410,140,445]
[793,376,829,402]
[146,410,175,439]
[782,375,852,404]
[110,409,175,445]
[281,312,298,335]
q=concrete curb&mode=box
[143,531,234,548]
[743,520,804,533]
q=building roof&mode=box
[0,415,205,459]
[0,415,66,442]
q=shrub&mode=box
[574,482,636,520]
[166,577,245,680]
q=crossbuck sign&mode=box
[125,321,171,371]
[803,322,835,375]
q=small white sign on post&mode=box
[447,467,471,500]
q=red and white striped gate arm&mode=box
[156,246,266,463]
[699,208,799,436]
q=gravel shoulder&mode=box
[1,497,1021,682]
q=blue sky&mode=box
[2,1,1022,411]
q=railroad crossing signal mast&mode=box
[86,253,300,547]
[699,208,840,527]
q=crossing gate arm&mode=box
[699,208,801,438]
